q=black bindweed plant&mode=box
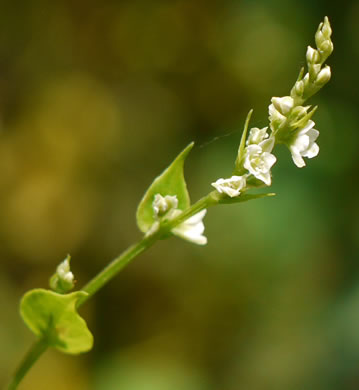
[6,17,333,389]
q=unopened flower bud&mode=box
[49,255,75,294]
[290,105,310,121]
[315,30,324,48]
[302,73,310,87]
[291,80,305,98]
[315,65,331,85]
[306,46,320,64]
[315,17,333,57]
[309,64,321,80]
[321,16,332,38]
[271,96,294,116]
[320,40,334,55]
[247,127,269,145]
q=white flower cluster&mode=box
[150,194,207,245]
[211,16,332,197]
[267,17,332,168]
[268,96,320,168]
[212,126,277,197]
[146,18,333,249]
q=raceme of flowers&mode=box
[211,16,332,199]
[212,126,277,197]
[144,17,333,246]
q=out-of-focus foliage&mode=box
[1,1,358,389]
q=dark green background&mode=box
[1,1,358,389]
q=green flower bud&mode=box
[315,65,331,86]
[309,64,321,80]
[320,40,334,55]
[289,105,311,122]
[321,16,332,38]
[271,96,294,116]
[291,79,305,99]
[306,46,320,65]
[315,16,333,59]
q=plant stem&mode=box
[77,193,216,307]
[77,233,161,307]
[7,338,48,390]
[165,193,217,228]
[8,193,217,389]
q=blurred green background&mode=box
[1,1,358,389]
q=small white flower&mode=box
[244,137,277,185]
[211,175,246,198]
[289,120,319,168]
[172,209,207,245]
[153,194,178,217]
[247,127,269,145]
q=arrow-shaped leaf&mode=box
[20,289,93,354]
[136,142,194,233]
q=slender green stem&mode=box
[78,193,217,307]
[165,193,217,228]
[77,232,161,307]
[8,193,217,389]
[7,338,48,390]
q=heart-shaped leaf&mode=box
[136,142,194,233]
[20,289,93,354]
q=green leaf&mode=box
[234,109,253,173]
[20,289,93,354]
[216,192,276,205]
[136,142,194,233]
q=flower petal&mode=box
[290,146,306,168]
[263,152,277,170]
[298,120,315,135]
[172,210,207,245]
[303,142,319,158]
[293,134,310,153]
[259,137,275,153]
[307,128,319,143]
[257,171,272,186]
